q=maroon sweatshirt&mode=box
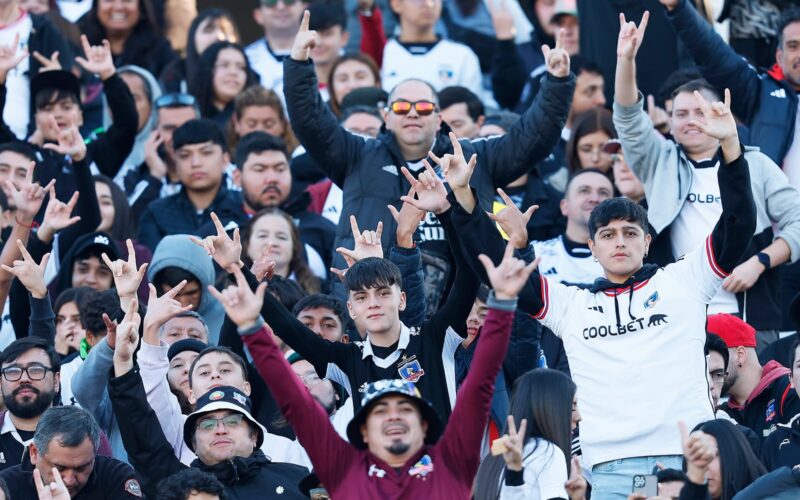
[241,306,514,499]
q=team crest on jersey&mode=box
[124,479,143,497]
[438,66,455,82]
[409,326,421,336]
[398,356,425,382]
[643,291,660,309]
[408,454,434,478]
[766,399,776,422]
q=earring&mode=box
[593,256,598,262]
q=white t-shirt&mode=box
[245,38,287,96]
[500,439,568,500]
[534,235,604,286]
[0,11,31,139]
[782,102,800,189]
[670,161,739,314]
[534,237,720,466]
[55,0,93,23]
[381,38,482,97]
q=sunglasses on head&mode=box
[388,99,438,116]
[260,0,298,6]
[155,93,197,109]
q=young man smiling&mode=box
[449,20,757,496]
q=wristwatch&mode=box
[756,252,771,270]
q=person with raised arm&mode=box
[444,66,757,498]
[217,233,535,498]
[615,9,800,350]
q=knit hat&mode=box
[167,338,207,362]
[707,313,756,348]
[30,70,80,107]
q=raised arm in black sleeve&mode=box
[709,149,756,273]
[88,73,138,178]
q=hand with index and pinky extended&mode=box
[331,215,384,281]
[542,28,571,78]
[477,240,540,300]
[616,11,650,61]
[101,239,148,300]
[189,212,243,273]
[207,266,268,330]
[399,161,450,215]
[488,188,538,250]
[1,241,50,299]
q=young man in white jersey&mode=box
[613,11,800,351]
[444,18,757,497]
[532,168,612,286]
[381,0,482,97]
[246,0,308,92]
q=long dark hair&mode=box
[185,9,241,85]
[565,107,617,173]
[694,420,765,500]
[189,41,258,119]
[328,53,381,117]
[93,175,135,240]
[241,208,320,294]
[80,0,165,71]
[474,369,576,499]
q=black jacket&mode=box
[0,73,138,204]
[666,0,797,165]
[108,366,308,499]
[283,57,575,273]
[137,183,248,251]
[0,454,140,500]
[761,414,800,471]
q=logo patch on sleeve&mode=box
[124,479,142,497]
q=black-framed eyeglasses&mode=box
[155,93,198,110]
[387,99,438,116]
[1,364,54,382]
[195,413,246,432]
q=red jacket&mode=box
[242,307,514,499]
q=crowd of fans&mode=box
[0,0,798,498]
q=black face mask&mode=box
[3,385,57,419]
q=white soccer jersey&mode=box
[533,235,604,285]
[534,236,722,467]
[245,39,286,94]
[381,38,483,97]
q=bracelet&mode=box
[756,252,771,270]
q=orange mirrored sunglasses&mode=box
[388,100,438,116]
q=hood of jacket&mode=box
[147,234,216,315]
[192,449,270,485]
[55,232,121,295]
[104,65,162,181]
[728,360,791,410]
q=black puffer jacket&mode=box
[283,57,575,272]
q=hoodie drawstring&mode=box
[613,284,639,331]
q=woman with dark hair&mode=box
[52,287,92,357]
[474,369,582,499]
[328,53,381,117]
[159,8,240,93]
[241,208,321,294]
[79,0,177,77]
[565,107,617,174]
[680,419,766,500]
[189,40,258,130]
[227,85,298,154]
[94,174,151,300]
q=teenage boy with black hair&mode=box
[307,1,349,97]
[292,293,350,343]
[137,119,247,250]
[447,78,757,496]
[438,86,484,139]
[205,159,479,422]
[0,34,137,204]
[233,131,335,271]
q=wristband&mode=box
[15,217,35,229]
[756,252,771,270]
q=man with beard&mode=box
[711,313,800,440]
[0,337,60,471]
[235,131,336,273]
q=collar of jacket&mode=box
[194,449,270,485]
[280,189,312,216]
[377,121,456,161]
[179,181,236,211]
[727,360,791,410]
[589,264,659,293]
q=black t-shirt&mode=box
[371,340,400,360]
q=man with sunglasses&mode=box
[123,93,201,225]
[0,337,61,471]
[285,10,574,285]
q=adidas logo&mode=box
[770,89,787,99]
[587,306,604,313]
[543,267,558,275]
[382,165,399,176]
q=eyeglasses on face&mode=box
[709,369,728,384]
[387,99,438,116]
[260,0,298,7]
[195,413,246,432]
[1,364,54,382]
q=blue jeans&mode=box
[591,455,683,500]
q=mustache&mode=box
[261,185,282,196]
[13,384,40,397]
